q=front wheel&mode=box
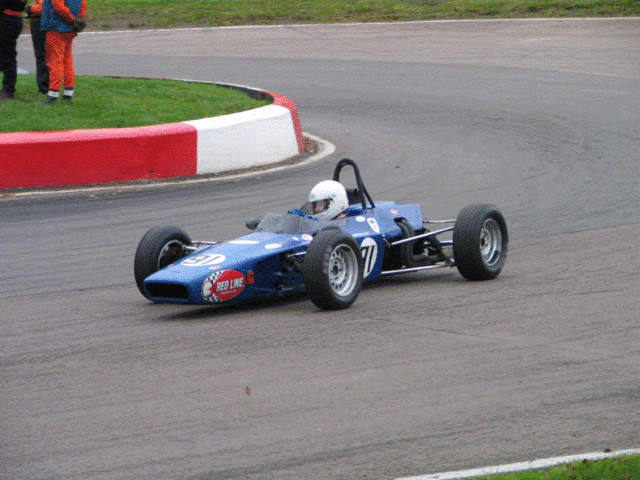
[452,204,508,281]
[134,226,192,298]
[303,230,364,310]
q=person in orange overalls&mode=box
[40,0,87,105]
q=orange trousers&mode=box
[45,30,77,92]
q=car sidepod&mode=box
[339,215,386,282]
[337,202,424,282]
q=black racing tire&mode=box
[452,204,508,281]
[134,226,192,298]
[303,230,364,310]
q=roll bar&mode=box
[332,158,376,211]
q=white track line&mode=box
[71,16,640,36]
[396,449,640,480]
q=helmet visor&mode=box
[301,199,331,216]
[311,199,329,213]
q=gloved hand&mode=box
[72,17,87,32]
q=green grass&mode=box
[459,455,640,480]
[86,0,639,31]
[1,75,270,133]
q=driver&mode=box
[304,180,349,221]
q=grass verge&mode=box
[473,454,640,480]
[1,75,270,133]
[87,0,639,31]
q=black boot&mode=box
[41,95,57,105]
[0,90,16,100]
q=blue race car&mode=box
[134,159,508,310]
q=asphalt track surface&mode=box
[3,18,639,480]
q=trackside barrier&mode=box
[184,104,299,175]
[267,90,305,155]
[0,124,198,190]
[0,83,304,190]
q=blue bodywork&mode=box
[143,201,424,305]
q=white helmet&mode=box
[307,180,348,221]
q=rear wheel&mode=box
[134,226,192,298]
[452,204,508,280]
[303,230,364,310]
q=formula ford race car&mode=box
[134,159,508,310]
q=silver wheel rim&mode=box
[479,218,502,266]
[328,244,359,297]
[157,240,185,270]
